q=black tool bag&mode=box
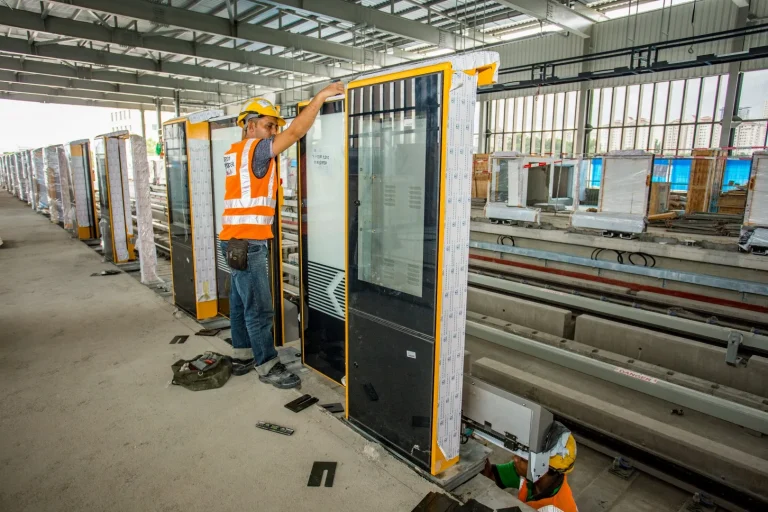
[171,352,232,391]
[226,238,249,270]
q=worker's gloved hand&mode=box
[320,81,345,99]
[481,458,494,479]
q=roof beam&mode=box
[0,35,298,89]
[0,89,183,111]
[0,69,228,104]
[0,81,187,106]
[257,0,500,47]
[0,6,349,77]
[45,0,409,66]
[0,54,253,96]
[493,0,593,38]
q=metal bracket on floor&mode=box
[682,492,718,511]
[725,332,743,366]
[609,457,636,479]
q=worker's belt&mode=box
[226,238,249,271]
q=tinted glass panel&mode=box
[347,71,443,470]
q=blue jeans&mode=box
[221,241,277,367]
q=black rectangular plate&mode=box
[321,403,344,414]
[285,394,319,413]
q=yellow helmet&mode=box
[548,431,577,474]
[237,97,285,128]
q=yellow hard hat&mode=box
[548,432,577,474]
[237,97,285,128]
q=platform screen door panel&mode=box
[94,139,113,263]
[164,122,196,316]
[299,99,346,383]
[347,68,445,471]
[599,154,653,215]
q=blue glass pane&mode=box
[669,158,692,192]
[589,158,602,188]
[723,159,751,191]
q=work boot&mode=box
[231,358,255,376]
[258,362,301,389]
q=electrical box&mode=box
[297,96,346,384]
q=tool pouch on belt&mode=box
[226,238,249,270]
[171,352,232,391]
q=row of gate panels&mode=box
[162,113,287,347]
[0,142,100,242]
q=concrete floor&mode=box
[0,193,439,512]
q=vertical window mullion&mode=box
[663,82,673,154]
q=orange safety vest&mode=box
[518,476,578,512]
[219,137,277,241]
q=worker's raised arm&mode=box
[272,81,345,156]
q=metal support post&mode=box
[719,6,749,148]
[139,106,146,141]
[575,26,593,155]
[477,100,488,153]
[174,89,180,117]
[155,97,162,142]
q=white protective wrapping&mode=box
[570,211,646,234]
[7,155,15,196]
[188,137,217,303]
[106,137,130,262]
[22,151,35,208]
[15,153,28,202]
[68,141,92,229]
[58,146,76,232]
[11,155,21,198]
[598,150,653,216]
[43,146,64,223]
[359,51,499,465]
[118,137,133,239]
[32,148,47,211]
[128,135,161,283]
[744,152,768,228]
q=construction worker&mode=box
[482,422,578,512]
[220,82,345,388]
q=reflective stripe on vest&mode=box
[518,477,578,512]
[219,137,277,241]
[221,214,274,225]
